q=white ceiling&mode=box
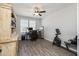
[12,3,76,18]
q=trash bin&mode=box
[21,34,25,40]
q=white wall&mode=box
[77,3,79,56]
[42,4,77,45]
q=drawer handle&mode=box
[0,49,2,53]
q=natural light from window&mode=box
[20,19,36,33]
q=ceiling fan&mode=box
[33,7,46,16]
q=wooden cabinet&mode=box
[0,3,11,41]
[0,4,18,56]
[0,42,17,56]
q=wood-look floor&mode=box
[18,39,75,56]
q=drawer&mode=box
[0,42,17,56]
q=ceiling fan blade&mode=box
[39,11,46,13]
[39,13,42,16]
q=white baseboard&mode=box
[44,38,53,42]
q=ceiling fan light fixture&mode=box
[33,6,46,16]
[34,13,39,15]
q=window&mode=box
[29,20,36,30]
[20,19,36,33]
[20,19,28,32]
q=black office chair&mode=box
[69,36,77,45]
[64,35,77,52]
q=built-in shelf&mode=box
[11,10,16,34]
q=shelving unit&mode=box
[11,9,16,34]
[38,26,44,39]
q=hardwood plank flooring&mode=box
[18,39,75,56]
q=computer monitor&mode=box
[28,27,33,31]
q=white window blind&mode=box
[29,20,36,30]
[20,19,28,32]
[20,19,36,33]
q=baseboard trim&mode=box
[44,38,53,42]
